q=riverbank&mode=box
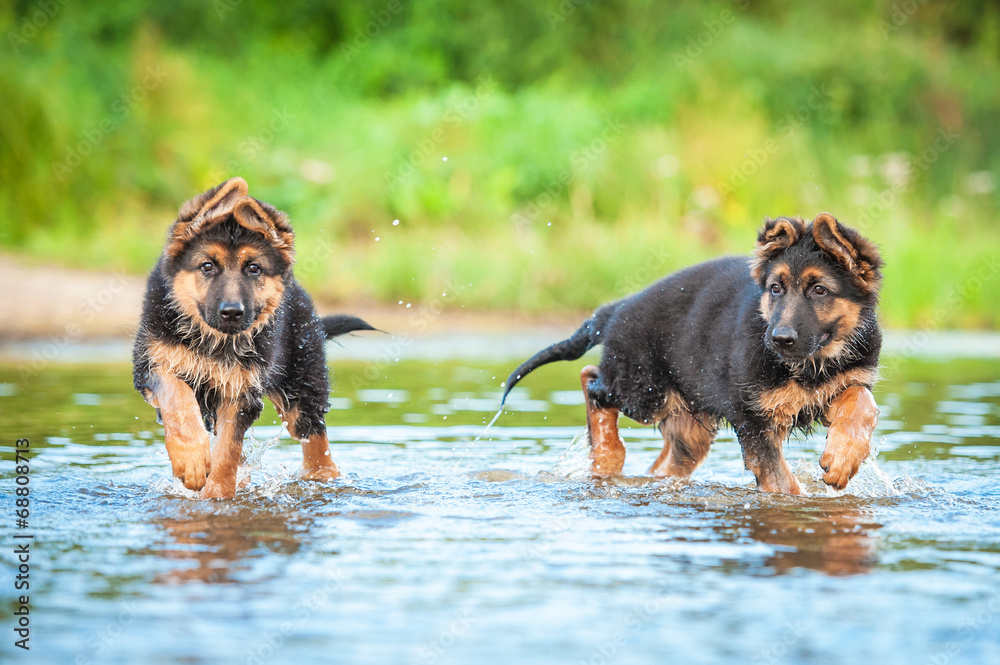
[3,254,998,364]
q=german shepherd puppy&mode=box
[133,178,375,499]
[501,213,882,495]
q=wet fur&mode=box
[503,213,883,493]
[133,178,375,497]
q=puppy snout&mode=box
[219,301,245,322]
[771,326,798,349]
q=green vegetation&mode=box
[2,1,999,327]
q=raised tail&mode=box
[500,317,600,408]
[321,314,378,339]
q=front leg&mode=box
[737,422,803,496]
[201,398,262,499]
[820,385,879,490]
[145,372,211,491]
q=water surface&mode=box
[1,349,999,664]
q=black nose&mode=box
[219,301,244,322]
[771,326,798,348]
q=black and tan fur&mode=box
[502,213,883,495]
[133,178,375,498]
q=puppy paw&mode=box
[199,476,236,499]
[167,433,211,491]
[756,460,804,496]
[300,462,341,482]
[819,429,869,490]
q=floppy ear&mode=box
[233,197,296,266]
[750,216,806,283]
[811,212,883,295]
[165,178,249,260]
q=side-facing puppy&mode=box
[133,177,375,498]
[501,213,883,494]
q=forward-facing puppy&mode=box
[133,178,375,498]
[502,213,883,495]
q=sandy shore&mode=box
[0,253,581,341]
[2,254,998,364]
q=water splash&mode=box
[237,429,284,489]
[822,437,899,499]
[548,428,592,480]
[472,405,505,444]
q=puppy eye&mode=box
[246,263,261,276]
[200,262,215,275]
[769,283,782,295]
[812,284,828,296]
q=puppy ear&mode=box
[811,212,883,295]
[750,216,805,283]
[233,197,296,266]
[166,178,249,260]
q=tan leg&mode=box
[269,393,340,482]
[201,401,244,499]
[648,410,716,477]
[299,433,340,481]
[820,385,879,490]
[581,365,625,476]
[147,372,211,491]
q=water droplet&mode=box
[392,219,400,226]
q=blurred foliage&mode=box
[1,0,999,327]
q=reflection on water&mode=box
[1,355,1000,663]
[748,504,879,576]
[152,507,308,585]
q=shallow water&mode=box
[2,349,1000,664]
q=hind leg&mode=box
[269,392,340,481]
[648,409,716,477]
[581,365,625,476]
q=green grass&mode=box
[1,1,999,328]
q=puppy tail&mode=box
[500,316,602,408]
[321,314,378,339]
